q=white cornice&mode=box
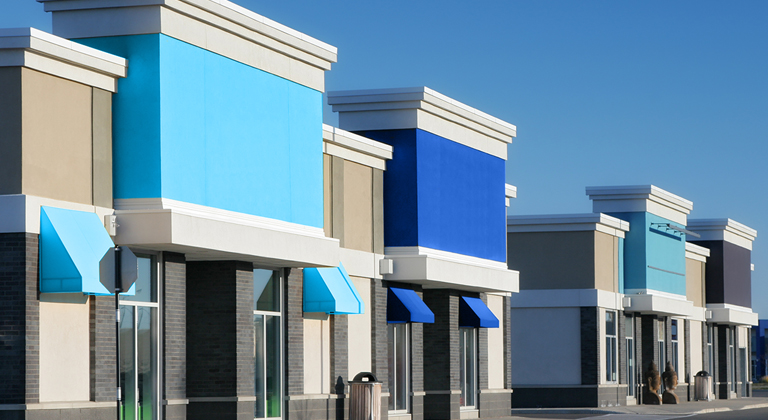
[706,304,758,326]
[0,27,126,92]
[622,291,694,317]
[38,0,336,91]
[585,185,693,225]
[322,124,393,170]
[328,87,515,160]
[685,242,710,262]
[0,194,114,234]
[687,218,757,250]
[505,184,517,207]
[506,213,630,238]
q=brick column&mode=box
[717,325,730,399]
[423,290,459,420]
[330,313,348,420]
[634,315,643,400]
[504,296,512,390]
[186,261,254,420]
[641,315,659,373]
[619,311,626,386]
[90,295,114,402]
[580,307,599,385]
[285,268,304,398]
[411,319,425,420]
[163,252,187,420]
[0,233,39,404]
[371,278,389,420]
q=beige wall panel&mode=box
[39,295,90,402]
[690,320,703,374]
[92,88,112,208]
[331,156,345,246]
[343,161,373,252]
[303,318,330,394]
[22,68,92,205]
[347,277,372,376]
[594,232,619,293]
[0,67,22,195]
[507,231,595,290]
[686,259,705,307]
[487,294,505,389]
[323,154,332,238]
[372,169,384,254]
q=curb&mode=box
[509,409,626,415]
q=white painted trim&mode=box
[685,242,710,261]
[586,185,693,225]
[623,291,694,317]
[688,306,707,322]
[623,288,688,301]
[112,198,339,267]
[338,247,386,279]
[506,213,629,238]
[383,246,518,293]
[705,305,758,326]
[41,0,335,91]
[508,289,626,310]
[505,184,517,199]
[687,218,757,250]
[0,194,114,234]
[0,28,126,92]
[322,125,392,170]
[0,401,116,411]
[329,87,515,160]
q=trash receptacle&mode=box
[349,372,381,420]
[694,371,713,401]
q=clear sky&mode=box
[4,0,767,313]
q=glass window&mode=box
[254,270,282,419]
[707,325,715,394]
[730,328,736,393]
[459,328,477,407]
[606,311,617,383]
[119,254,159,420]
[671,319,679,373]
[388,323,409,412]
[625,315,635,396]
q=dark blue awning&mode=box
[459,296,499,328]
[387,287,434,323]
[303,263,364,314]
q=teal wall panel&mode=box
[78,34,324,228]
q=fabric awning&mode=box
[387,287,434,323]
[39,206,115,294]
[459,296,499,328]
[303,263,364,314]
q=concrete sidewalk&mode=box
[503,396,768,416]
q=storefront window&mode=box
[119,254,159,420]
[388,323,409,412]
[459,327,477,407]
[606,311,617,383]
[671,319,679,373]
[254,269,282,419]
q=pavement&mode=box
[495,390,768,418]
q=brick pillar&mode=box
[285,268,304,398]
[422,290,459,420]
[504,296,512,390]
[411,318,425,420]
[634,315,643,400]
[330,313,348,420]
[717,325,731,399]
[371,278,389,420]
[90,295,115,402]
[619,311,627,386]
[163,252,187,419]
[186,261,254,420]
[580,307,599,385]
[0,233,39,404]
[477,293,489,392]
[641,315,659,373]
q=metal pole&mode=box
[115,246,122,420]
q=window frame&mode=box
[253,269,284,420]
[387,322,410,413]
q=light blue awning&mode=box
[39,206,115,294]
[459,296,499,328]
[303,263,364,314]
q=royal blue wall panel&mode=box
[358,129,506,262]
[78,34,323,228]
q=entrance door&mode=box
[459,328,477,408]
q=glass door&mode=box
[625,315,635,397]
[388,323,409,412]
[119,255,159,420]
[253,269,283,419]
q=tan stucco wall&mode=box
[594,232,620,293]
[92,88,112,208]
[21,68,93,205]
[303,318,330,394]
[487,294,505,389]
[507,231,595,290]
[686,259,705,307]
[0,67,22,195]
[323,154,332,238]
[690,320,703,375]
[347,277,372,377]
[342,161,373,252]
[39,295,90,402]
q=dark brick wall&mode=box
[422,290,459,420]
[478,293,489,391]
[580,307,599,385]
[163,252,187,419]
[90,295,114,402]
[411,311,425,420]
[633,315,643,399]
[285,268,304,397]
[716,325,732,399]
[0,233,39,404]
[618,311,626,386]
[478,392,511,417]
[371,278,388,392]
[186,261,254,400]
[504,296,512,390]
[640,315,659,373]
[330,314,348,396]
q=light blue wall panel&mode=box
[76,35,162,200]
[78,34,323,228]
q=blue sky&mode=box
[4,0,768,313]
